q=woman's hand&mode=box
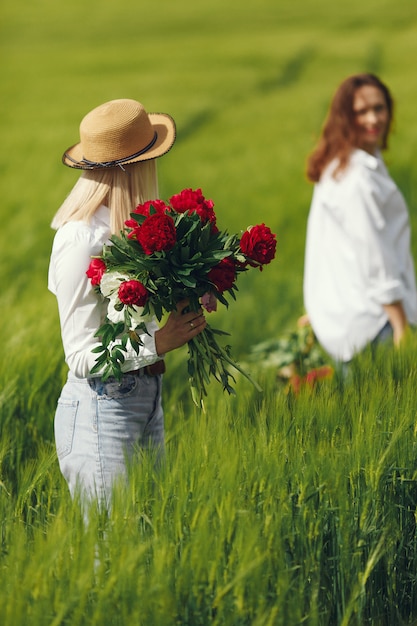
[382,301,408,346]
[155,299,207,355]
[297,313,311,327]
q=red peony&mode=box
[125,200,172,240]
[207,257,236,293]
[118,280,149,306]
[169,188,218,231]
[124,219,141,240]
[86,258,106,286]
[133,199,171,217]
[137,213,177,254]
[240,224,277,269]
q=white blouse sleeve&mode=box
[49,222,160,378]
[339,169,405,305]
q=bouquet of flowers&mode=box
[86,188,277,407]
[248,318,333,395]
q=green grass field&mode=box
[2,0,417,623]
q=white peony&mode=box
[100,271,129,298]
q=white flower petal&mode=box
[106,299,125,323]
[100,271,130,298]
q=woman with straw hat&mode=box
[49,99,206,509]
[303,74,417,366]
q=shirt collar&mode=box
[93,204,111,227]
[350,148,381,170]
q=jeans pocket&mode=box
[54,400,79,459]
[90,375,138,400]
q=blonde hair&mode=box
[51,160,159,234]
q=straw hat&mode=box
[62,99,176,169]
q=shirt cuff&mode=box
[120,320,163,372]
[369,280,404,305]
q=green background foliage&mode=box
[1,0,417,623]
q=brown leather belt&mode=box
[128,359,166,377]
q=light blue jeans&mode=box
[54,371,164,508]
[338,321,394,377]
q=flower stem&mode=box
[187,323,262,407]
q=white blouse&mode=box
[48,205,160,378]
[304,149,417,362]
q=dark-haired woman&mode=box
[303,74,417,364]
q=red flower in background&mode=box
[207,257,236,293]
[169,188,218,232]
[240,224,277,269]
[118,280,149,306]
[137,213,177,254]
[86,258,106,286]
[305,366,334,386]
[289,365,334,395]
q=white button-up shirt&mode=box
[304,149,417,361]
[48,205,160,378]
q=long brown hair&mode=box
[306,73,394,182]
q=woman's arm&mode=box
[51,223,162,377]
